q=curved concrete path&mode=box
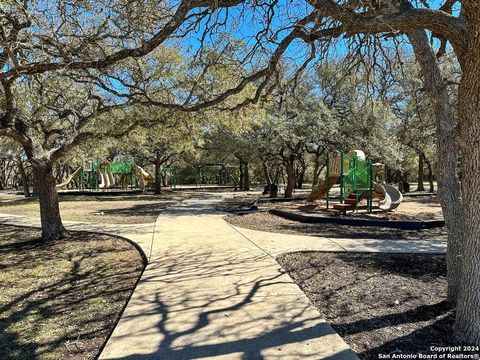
[230,225,447,258]
[0,192,446,359]
[99,193,358,359]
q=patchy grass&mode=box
[0,225,145,360]
[277,252,474,359]
[0,192,191,223]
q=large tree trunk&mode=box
[284,158,296,198]
[0,161,5,190]
[261,160,272,186]
[454,8,480,343]
[416,153,425,191]
[408,30,464,304]
[238,160,245,190]
[243,162,250,190]
[0,159,5,190]
[312,156,322,187]
[294,156,305,189]
[296,168,305,189]
[154,151,162,194]
[17,157,30,197]
[31,160,67,240]
[425,158,435,193]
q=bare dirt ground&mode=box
[0,191,191,223]
[0,224,145,360]
[277,252,476,359]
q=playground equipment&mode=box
[307,149,403,212]
[56,167,82,189]
[56,160,154,191]
[98,161,115,188]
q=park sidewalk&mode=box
[99,193,358,359]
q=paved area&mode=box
[230,226,447,258]
[99,193,357,359]
[0,192,447,359]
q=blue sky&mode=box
[16,0,457,102]
[170,0,457,76]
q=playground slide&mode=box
[99,171,115,188]
[136,166,152,189]
[307,151,342,202]
[98,170,115,189]
[107,172,115,187]
[341,183,402,211]
[99,172,108,188]
[56,167,81,189]
[374,183,403,211]
[307,176,339,202]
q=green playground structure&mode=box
[56,160,154,191]
[308,150,402,213]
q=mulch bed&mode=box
[225,211,447,240]
[0,225,145,360]
[277,252,475,359]
[268,197,444,221]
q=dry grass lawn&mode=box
[0,192,191,224]
[0,225,145,360]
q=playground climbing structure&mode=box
[307,150,403,212]
[56,160,153,191]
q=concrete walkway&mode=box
[230,226,447,258]
[0,192,447,359]
[99,193,358,359]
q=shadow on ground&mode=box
[0,225,144,360]
[102,244,355,360]
[99,202,176,219]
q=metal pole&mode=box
[95,159,99,191]
[326,152,330,210]
[369,160,373,213]
[340,152,344,204]
[353,156,358,213]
